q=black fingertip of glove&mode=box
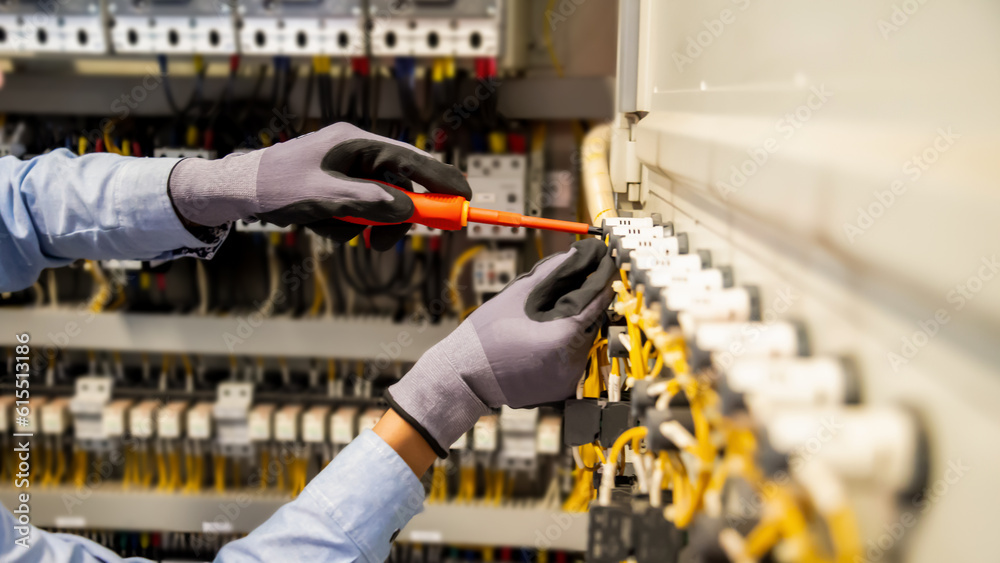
[369,223,412,251]
[306,219,367,244]
[414,158,472,200]
[383,390,450,459]
[525,238,615,322]
[323,140,472,200]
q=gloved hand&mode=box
[168,122,471,250]
[386,238,617,457]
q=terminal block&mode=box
[473,413,499,452]
[498,406,537,470]
[248,403,276,442]
[563,399,601,447]
[330,406,359,446]
[587,503,633,563]
[157,401,189,440]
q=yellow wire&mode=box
[102,120,121,155]
[607,426,648,470]
[309,274,325,316]
[456,465,476,503]
[448,245,486,316]
[428,464,448,503]
[168,450,180,491]
[155,451,167,490]
[259,449,270,491]
[214,455,226,493]
[84,260,111,313]
[543,0,565,78]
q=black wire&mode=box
[279,63,299,114]
[357,246,399,293]
[326,252,346,314]
[345,70,359,125]
[360,65,371,129]
[335,245,377,297]
[239,64,268,123]
[207,63,238,128]
[269,59,283,110]
[333,70,345,122]
[318,73,330,124]
[370,66,382,133]
[158,55,183,117]
[293,66,315,136]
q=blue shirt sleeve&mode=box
[0,149,228,292]
[216,430,426,563]
[0,430,426,563]
[0,504,147,562]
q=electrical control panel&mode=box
[368,0,500,58]
[466,154,527,240]
[108,0,236,54]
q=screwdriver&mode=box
[340,183,603,236]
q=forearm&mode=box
[0,150,225,292]
[373,408,438,477]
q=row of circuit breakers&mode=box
[0,0,501,56]
[0,381,564,460]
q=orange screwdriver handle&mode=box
[338,186,470,231]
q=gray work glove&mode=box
[386,238,617,457]
[168,122,471,250]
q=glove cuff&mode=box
[385,333,492,458]
[168,151,262,227]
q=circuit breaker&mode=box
[212,382,254,453]
[473,248,518,297]
[466,154,528,240]
[108,0,236,54]
[237,0,363,56]
[0,0,107,54]
[68,376,114,443]
[368,0,500,58]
